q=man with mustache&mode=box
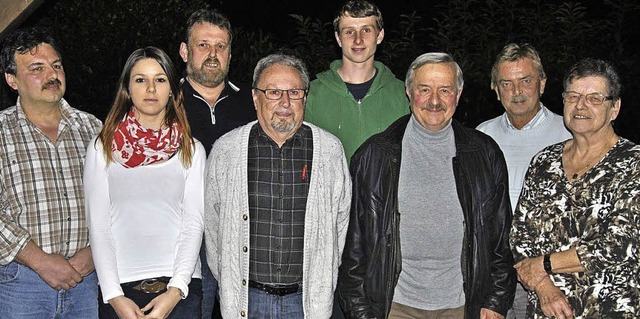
[179,9,257,318]
[0,27,102,318]
[339,53,515,319]
[476,43,571,319]
[203,53,351,318]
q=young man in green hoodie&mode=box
[305,0,408,161]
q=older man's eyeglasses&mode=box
[562,91,613,105]
[254,88,307,100]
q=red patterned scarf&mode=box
[112,110,182,168]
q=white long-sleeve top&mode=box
[84,137,205,303]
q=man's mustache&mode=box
[203,58,220,67]
[422,103,445,111]
[42,79,62,90]
[511,95,527,103]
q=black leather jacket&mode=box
[338,115,515,319]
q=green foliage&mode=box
[230,27,278,83]
[35,0,212,118]
[287,14,336,77]
[11,0,637,142]
[378,11,429,77]
[423,0,639,140]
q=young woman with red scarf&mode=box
[84,46,205,319]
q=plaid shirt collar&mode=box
[253,122,306,148]
[14,97,82,130]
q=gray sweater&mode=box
[203,121,352,318]
[395,116,465,310]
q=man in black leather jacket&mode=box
[338,52,515,319]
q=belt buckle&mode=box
[273,284,298,296]
[133,278,167,294]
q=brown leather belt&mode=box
[248,280,300,296]
[127,277,170,294]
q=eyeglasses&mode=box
[562,91,613,105]
[254,88,307,100]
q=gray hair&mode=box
[563,58,621,101]
[252,53,310,89]
[405,52,464,92]
[491,43,546,90]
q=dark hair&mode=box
[0,27,60,75]
[98,46,194,166]
[491,43,546,90]
[184,9,232,45]
[563,58,621,101]
[333,0,383,32]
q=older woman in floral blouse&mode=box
[510,58,640,319]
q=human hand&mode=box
[108,295,145,319]
[514,256,548,290]
[480,308,505,319]
[534,278,574,319]
[140,287,182,319]
[69,246,95,276]
[33,253,83,290]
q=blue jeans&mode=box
[248,287,303,319]
[200,241,218,318]
[0,261,99,319]
[98,278,202,319]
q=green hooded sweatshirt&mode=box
[305,60,409,161]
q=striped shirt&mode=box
[0,98,102,265]
[247,123,312,285]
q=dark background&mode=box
[2,0,639,142]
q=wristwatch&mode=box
[543,254,553,274]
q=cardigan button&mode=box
[241,310,246,317]
[242,214,248,221]
[243,246,248,252]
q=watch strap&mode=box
[543,254,553,274]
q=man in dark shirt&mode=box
[179,8,256,155]
[178,8,256,318]
[247,123,312,287]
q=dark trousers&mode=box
[98,279,202,319]
[332,291,346,319]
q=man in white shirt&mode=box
[476,43,572,319]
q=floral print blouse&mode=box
[511,138,640,318]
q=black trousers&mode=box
[98,279,202,319]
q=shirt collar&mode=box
[15,97,76,127]
[253,122,308,148]
[502,103,549,130]
[180,77,238,101]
